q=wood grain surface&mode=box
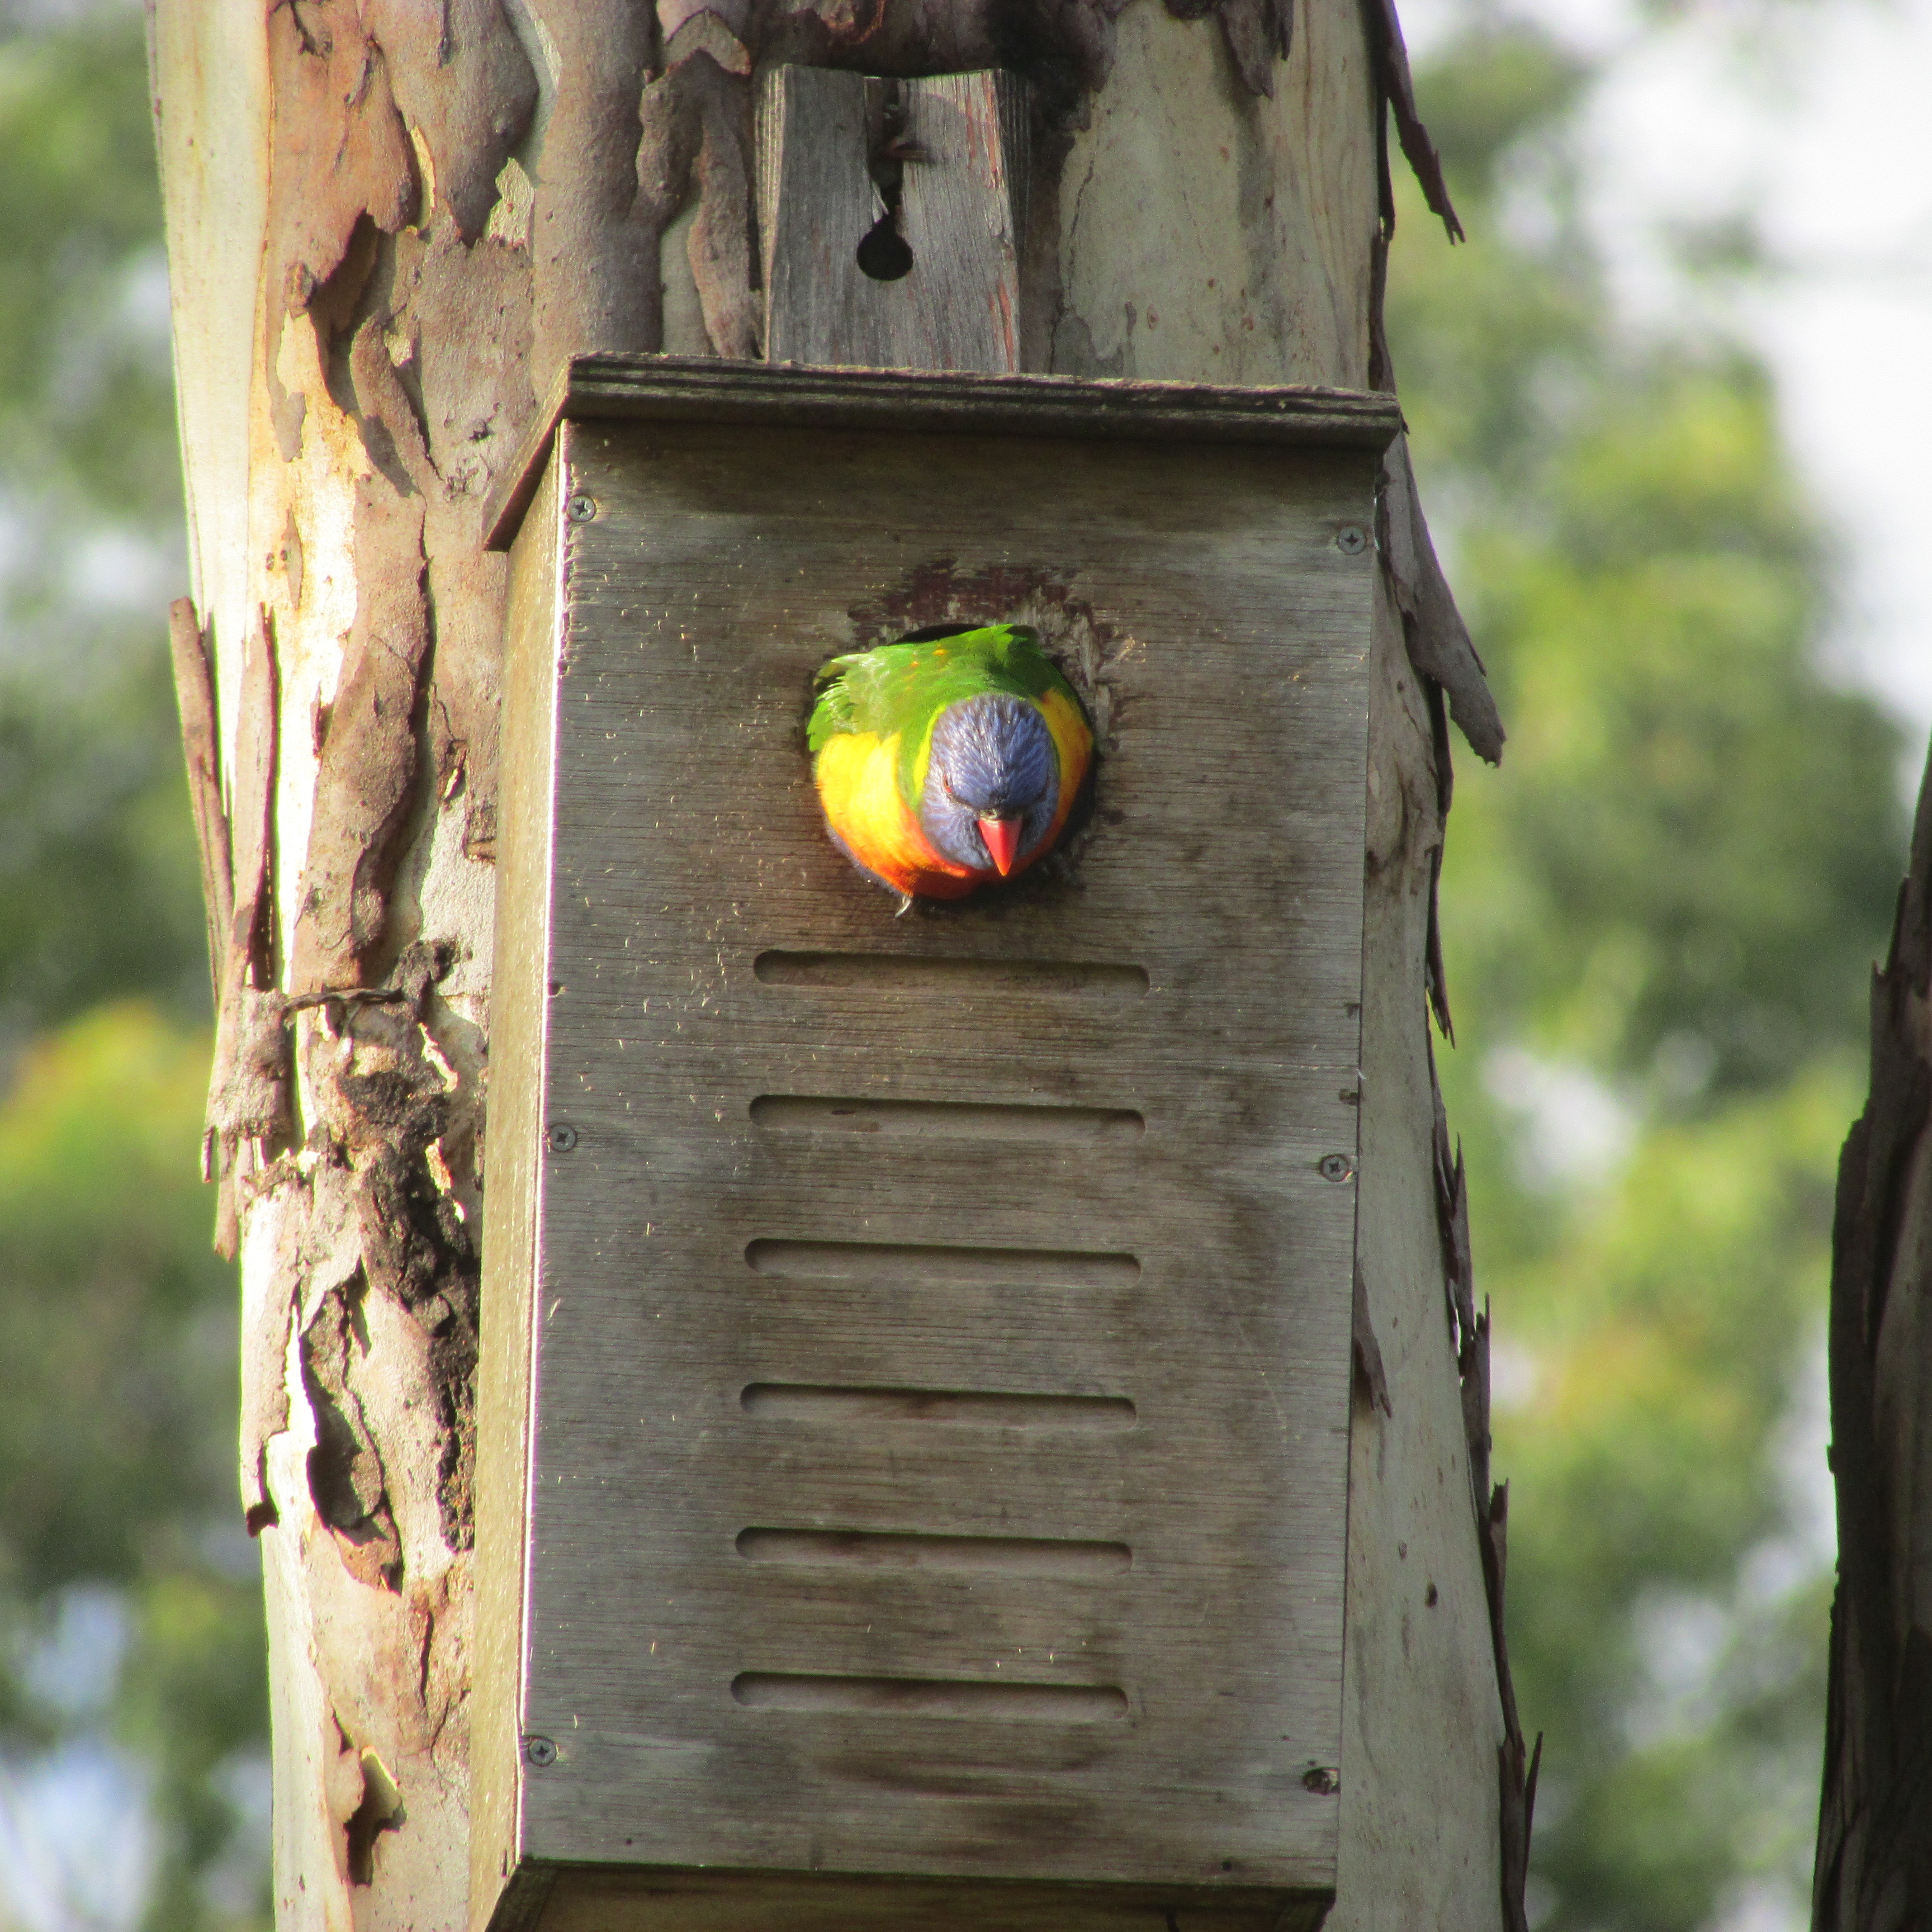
[757,67,1029,375]
[481,355,1401,552]
[477,408,1375,1927]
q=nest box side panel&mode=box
[471,456,563,1932]
[513,417,1372,1903]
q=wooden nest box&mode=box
[472,354,1401,1932]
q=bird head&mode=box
[919,693,1060,879]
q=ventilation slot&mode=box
[731,1673,1129,1722]
[750,1095,1145,1143]
[745,1239,1140,1288]
[735,1528,1132,1578]
[754,951,1149,998]
[739,1384,1138,1430]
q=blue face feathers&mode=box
[918,694,1061,871]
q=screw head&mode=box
[523,1735,558,1768]
[546,1124,579,1153]
[1319,1153,1354,1183]
[1336,525,1368,555]
[567,493,598,523]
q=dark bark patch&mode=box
[204,612,287,1256]
[1814,743,1932,1929]
[351,315,442,500]
[304,965,482,1550]
[168,598,232,1007]
[1214,0,1291,99]
[1362,0,1462,243]
[1430,1034,1538,1931]
[343,1745,406,1884]
[1352,1264,1393,1417]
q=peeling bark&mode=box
[203,611,287,1258]
[1352,1263,1394,1417]
[1380,435,1505,767]
[288,483,429,995]
[1361,0,1461,243]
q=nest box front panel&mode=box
[503,414,1372,1898]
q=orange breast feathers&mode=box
[811,728,979,899]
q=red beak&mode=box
[977,815,1021,877]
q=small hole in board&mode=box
[856,211,913,282]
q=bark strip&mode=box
[167,595,233,1005]
[1813,737,1932,1932]
[1362,0,1462,243]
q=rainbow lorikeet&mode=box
[807,624,1095,905]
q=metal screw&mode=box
[1319,1153,1353,1182]
[567,493,598,523]
[523,1735,558,1768]
[547,1124,579,1153]
[1336,525,1368,555]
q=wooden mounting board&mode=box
[481,354,1403,553]
[473,368,1385,1932]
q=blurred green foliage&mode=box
[0,2,179,523]
[0,655,210,1049]
[1396,21,1907,1929]
[0,3,266,1929]
[0,0,206,1054]
[0,1009,264,1930]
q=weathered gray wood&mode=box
[472,392,1378,1930]
[483,354,1403,552]
[1332,567,1507,1926]
[757,67,1028,375]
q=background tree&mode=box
[1398,23,1905,1931]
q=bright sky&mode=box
[1405,0,1932,747]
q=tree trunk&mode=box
[147,2,1523,1925]
[1813,742,1932,1930]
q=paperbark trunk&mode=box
[148,3,1524,1925]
